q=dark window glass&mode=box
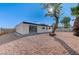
[49,27,51,29]
[42,27,45,29]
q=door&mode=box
[29,25,37,34]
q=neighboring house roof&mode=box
[22,21,50,26]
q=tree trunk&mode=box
[52,18,58,33]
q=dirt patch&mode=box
[0,32,78,55]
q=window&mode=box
[49,27,51,29]
[42,27,45,29]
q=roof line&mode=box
[22,21,50,26]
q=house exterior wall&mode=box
[16,23,29,34]
[16,23,52,35]
[37,26,46,33]
[47,27,52,32]
[37,26,52,33]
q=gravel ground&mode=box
[0,32,78,55]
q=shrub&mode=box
[73,16,79,36]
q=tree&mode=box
[71,4,79,17]
[42,3,62,34]
[60,16,71,31]
[71,4,79,36]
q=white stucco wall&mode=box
[16,22,52,35]
[47,27,52,32]
[37,26,46,33]
[37,26,52,33]
[16,23,29,35]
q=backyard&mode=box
[0,3,79,55]
[0,32,78,55]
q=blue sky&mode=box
[0,3,77,28]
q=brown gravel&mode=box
[0,32,78,55]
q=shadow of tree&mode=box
[53,36,79,55]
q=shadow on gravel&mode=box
[0,32,48,46]
[53,36,79,55]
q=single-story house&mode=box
[16,22,52,35]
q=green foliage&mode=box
[60,16,71,28]
[71,4,79,36]
[73,17,79,36]
[41,3,62,33]
[42,3,62,20]
[71,5,79,17]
